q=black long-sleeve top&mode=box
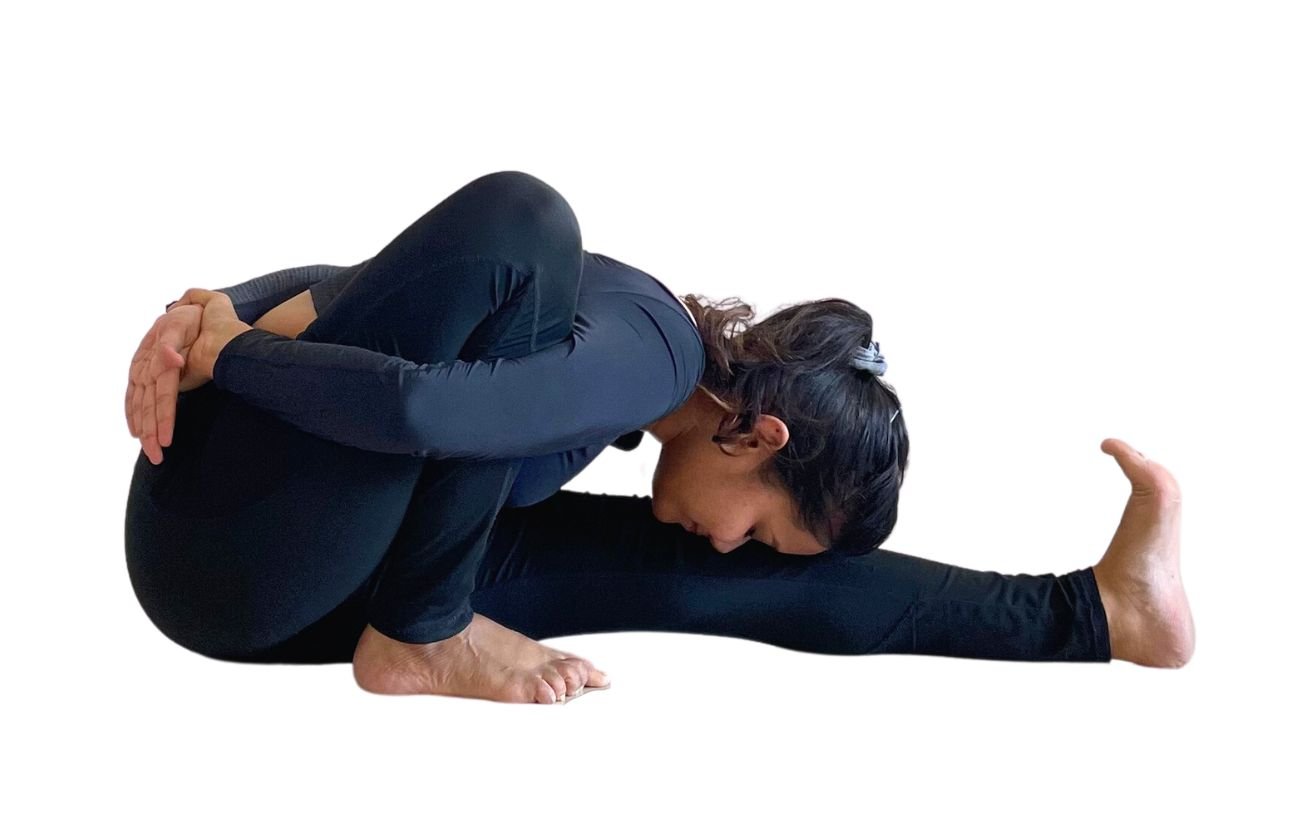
[212,250,704,507]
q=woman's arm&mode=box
[505,443,610,507]
[213,263,352,324]
[209,295,704,460]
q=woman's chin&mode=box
[649,492,672,525]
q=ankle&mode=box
[1093,565,1132,662]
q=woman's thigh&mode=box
[298,169,583,361]
[125,170,584,661]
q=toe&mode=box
[1102,437,1144,461]
[541,665,568,703]
[556,652,610,686]
[532,676,557,704]
[1102,438,1178,498]
[554,659,585,695]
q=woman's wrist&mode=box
[202,322,255,381]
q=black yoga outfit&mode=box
[123,170,1111,664]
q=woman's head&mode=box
[646,294,908,557]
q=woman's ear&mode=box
[712,411,789,457]
[752,413,791,453]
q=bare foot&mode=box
[1091,438,1196,668]
[352,613,612,704]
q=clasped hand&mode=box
[124,288,250,466]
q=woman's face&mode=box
[645,390,829,556]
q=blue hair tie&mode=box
[849,341,900,424]
[848,340,887,376]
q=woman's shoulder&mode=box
[581,251,697,328]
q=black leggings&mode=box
[123,171,1112,665]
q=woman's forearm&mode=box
[208,297,702,460]
[214,264,344,324]
[253,289,318,338]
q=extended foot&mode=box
[1092,438,1195,668]
[352,612,612,704]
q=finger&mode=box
[125,352,138,437]
[127,339,149,439]
[132,353,147,443]
[139,329,174,448]
[171,305,203,349]
[157,315,186,355]
[174,288,220,309]
[125,374,136,438]
[156,349,182,449]
[142,373,161,465]
[128,320,163,439]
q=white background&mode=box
[4,0,1296,813]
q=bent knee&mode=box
[469,169,563,206]
[461,170,580,250]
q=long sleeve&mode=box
[210,295,704,461]
[504,443,608,507]
[214,264,353,324]
[504,429,646,507]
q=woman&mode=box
[123,170,1195,705]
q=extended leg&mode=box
[227,443,1190,672]
[470,491,1111,662]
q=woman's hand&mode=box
[125,303,205,466]
[169,288,253,382]
[126,289,252,466]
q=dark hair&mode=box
[679,293,908,557]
